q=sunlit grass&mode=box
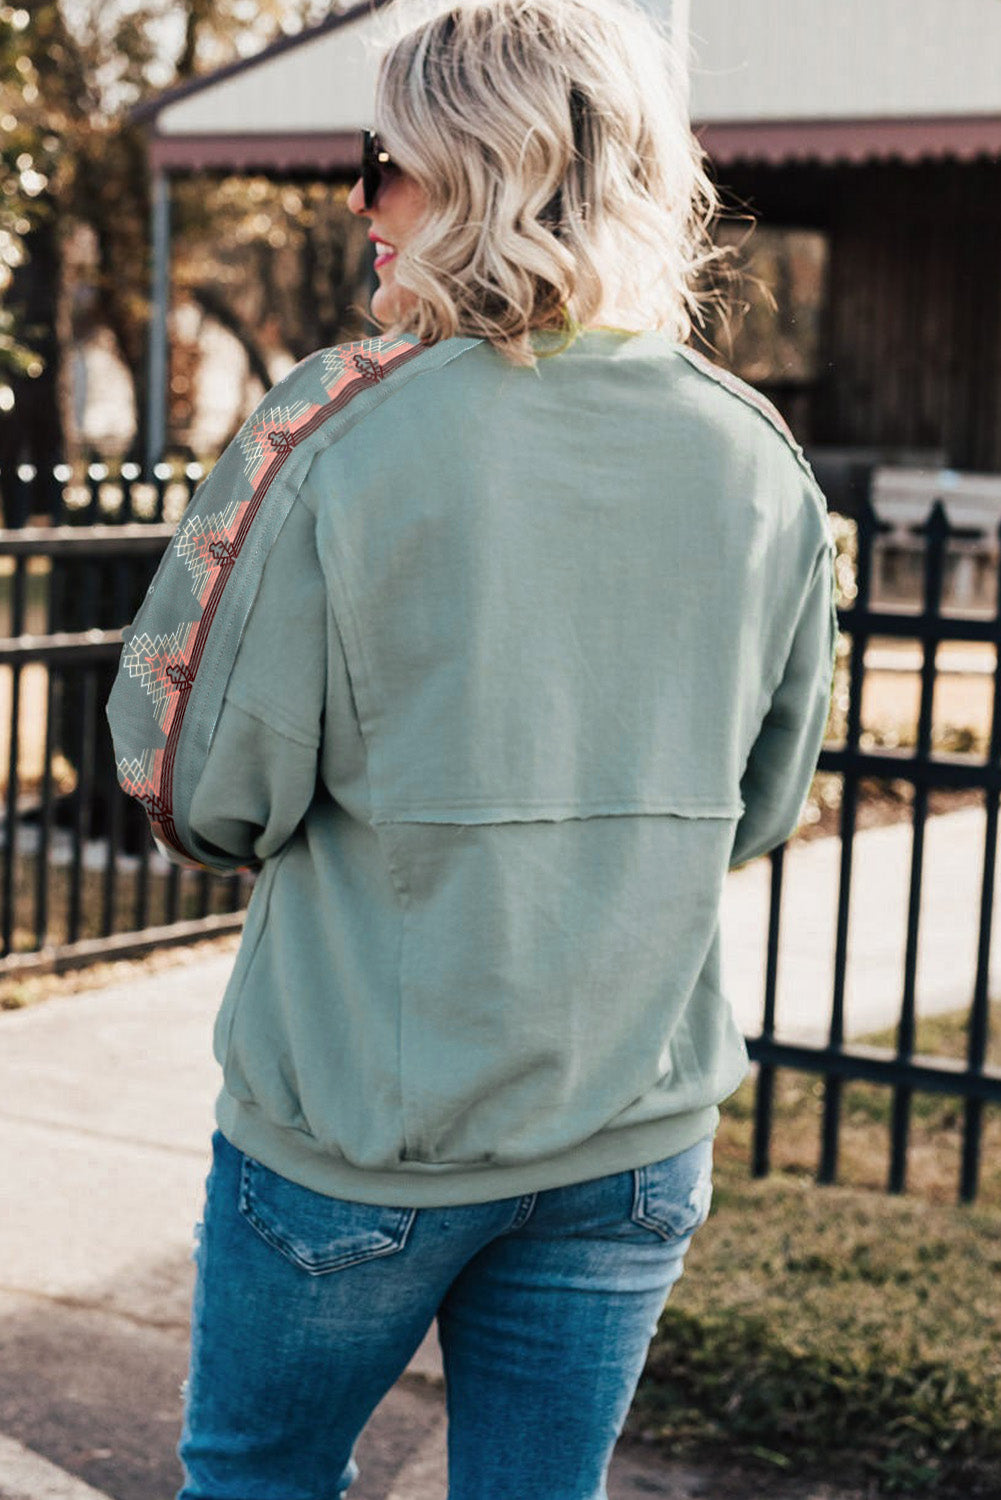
[634,1006,1001,1496]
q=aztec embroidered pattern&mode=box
[114,335,427,861]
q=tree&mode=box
[0,4,66,487]
[0,1,353,848]
[0,0,352,475]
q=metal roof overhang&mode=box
[696,114,1001,167]
[144,114,1001,178]
[146,114,1001,178]
[147,130,360,175]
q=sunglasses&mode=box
[360,129,400,211]
[360,91,586,213]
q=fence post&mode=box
[146,169,171,479]
[818,463,876,1184]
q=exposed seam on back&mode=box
[673,343,825,503]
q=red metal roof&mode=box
[148,131,360,174]
[696,114,1001,166]
[147,113,1001,177]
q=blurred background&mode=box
[0,0,373,473]
[3,1,1000,482]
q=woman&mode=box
[107,0,838,1496]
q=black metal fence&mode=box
[2,456,1001,1203]
[749,462,1001,1204]
[0,460,253,979]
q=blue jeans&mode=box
[177,1128,714,1500]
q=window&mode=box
[697,224,831,438]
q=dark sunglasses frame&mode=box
[360,129,399,211]
[361,91,586,215]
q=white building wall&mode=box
[158,17,381,136]
[688,0,1001,122]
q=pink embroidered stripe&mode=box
[138,337,428,860]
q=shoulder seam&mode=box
[673,344,822,488]
[262,334,485,460]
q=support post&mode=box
[145,168,171,479]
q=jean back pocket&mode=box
[630,1135,714,1241]
[237,1154,416,1275]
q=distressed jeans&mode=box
[176,1127,714,1500]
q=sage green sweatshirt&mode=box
[108,326,838,1207]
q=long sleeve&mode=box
[181,491,327,872]
[728,536,838,870]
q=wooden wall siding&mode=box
[715,160,1001,471]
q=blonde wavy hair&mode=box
[362,0,731,368]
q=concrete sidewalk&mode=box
[2,808,984,1499]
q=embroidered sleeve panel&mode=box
[107,334,464,866]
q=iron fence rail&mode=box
[0,523,177,556]
[748,495,1001,1203]
[0,498,252,978]
[0,630,123,666]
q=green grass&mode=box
[632,1007,1001,1495]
